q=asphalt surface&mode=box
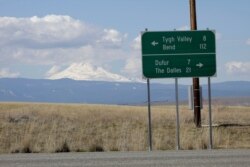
[0,149,250,167]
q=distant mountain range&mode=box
[0,78,250,105]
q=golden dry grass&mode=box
[0,102,249,153]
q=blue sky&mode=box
[0,0,250,84]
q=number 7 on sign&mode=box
[187,59,191,65]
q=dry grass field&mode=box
[0,102,249,153]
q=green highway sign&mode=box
[141,30,216,78]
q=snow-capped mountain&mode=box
[48,63,131,82]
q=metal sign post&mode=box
[147,78,152,151]
[208,77,213,149]
[175,78,180,150]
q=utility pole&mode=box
[190,0,201,127]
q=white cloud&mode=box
[123,34,144,81]
[0,15,129,68]
[246,38,250,45]
[123,58,141,74]
[0,68,20,78]
[0,15,93,48]
[225,61,250,75]
[97,29,127,47]
[122,51,142,81]
[131,35,141,50]
[0,15,96,66]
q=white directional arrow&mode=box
[196,62,204,68]
[151,41,159,46]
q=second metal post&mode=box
[147,78,152,151]
[175,78,180,150]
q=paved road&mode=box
[0,149,249,167]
